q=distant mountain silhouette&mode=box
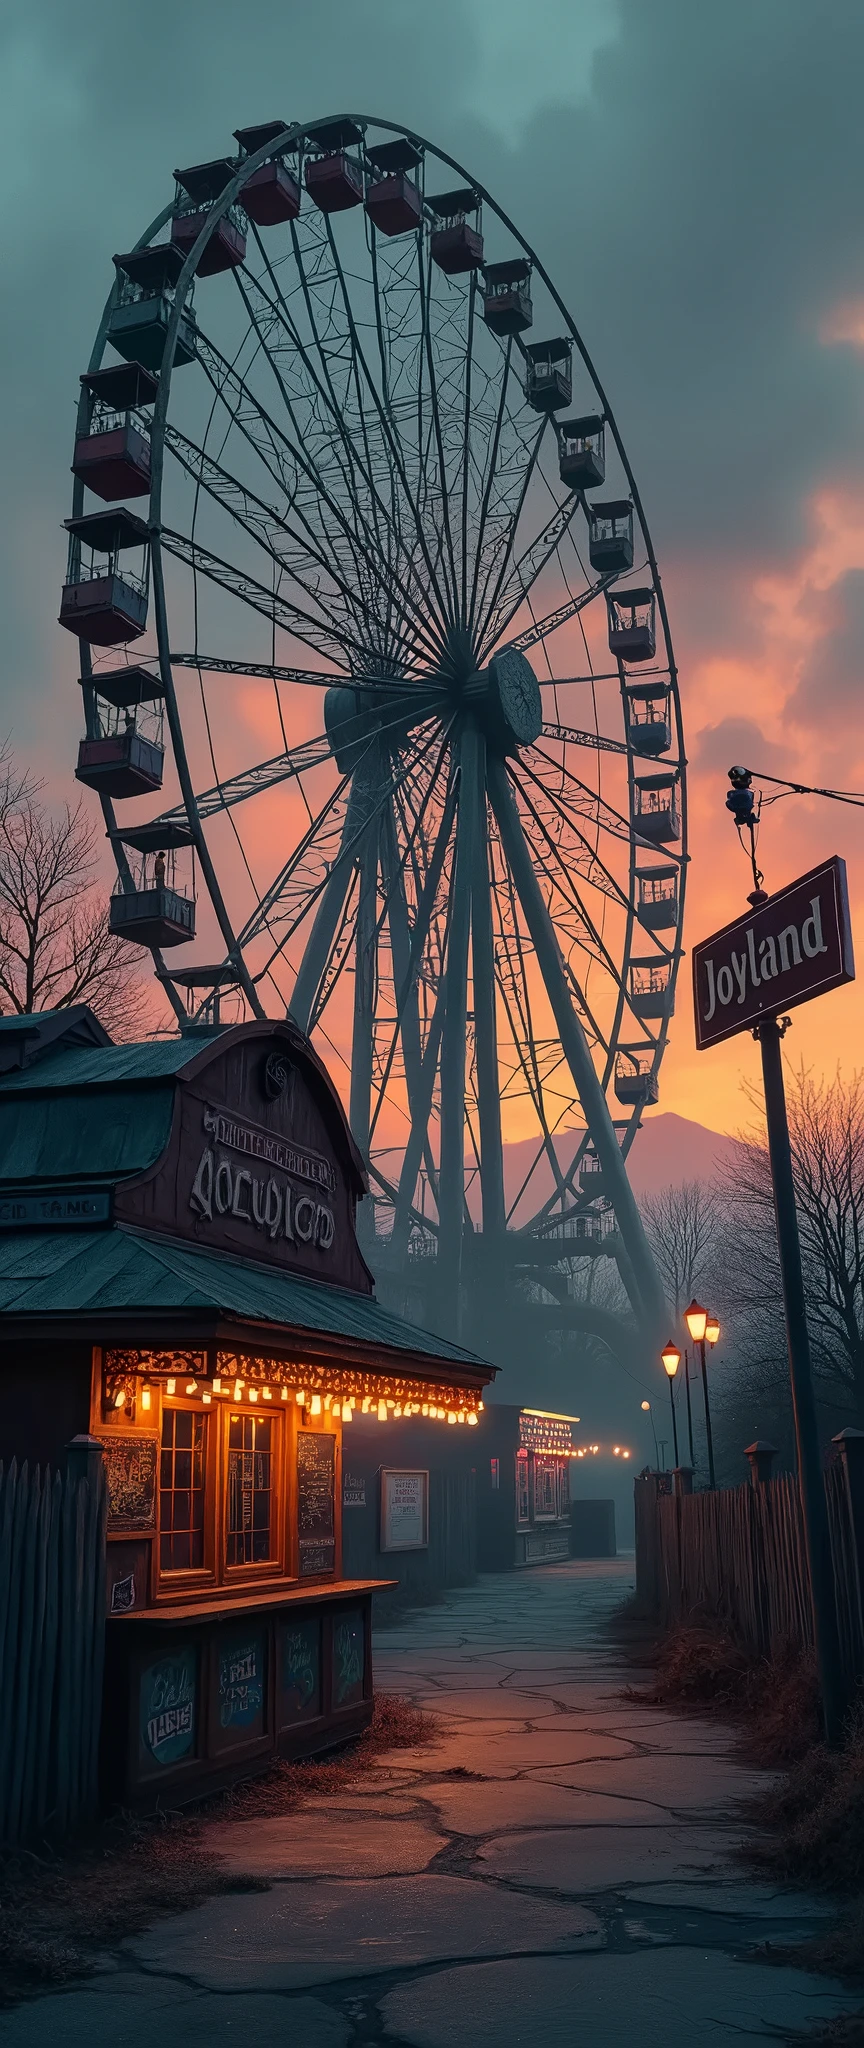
[373,1111,738,1225]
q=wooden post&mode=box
[65,1434,104,1486]
[673,1466,693,1496]
[833,1428,864,1667]
[744,1440,778,1487]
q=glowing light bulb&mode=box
[332,1402,342,1420]
[311,1394,322,1416]
[213,1378,222,1394]
[324,1394,332,1412]
[447,1412,457,1426]
[394,1404,402,1418]
[468,1412,477,1426]
[203,1392,212,1406]
[296,1389,306,1406]
[248,1388,258,1403]
[141,1383,151,1411]
[114,1388,126,1409]
[185,1380,198,1395]
[362,1396,372,1413]
[377,1400,387,1421]
[262,1387,272,1401]
[457,1411,466,1424]
[342,1404,353,1422]
[281,1386,289,1400]
[234,1380,244,1399]
[421,1403,429,1417]
[166,1378,176,1395]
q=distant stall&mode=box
[477,1407,579,1568]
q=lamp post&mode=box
[685,1299,716,1489]
[683,1345,696,1466]
[661,1341,681,1470]
[641,1397,660,1467]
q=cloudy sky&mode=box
[4,0,864,1133]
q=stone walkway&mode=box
[2,1558,860,2045]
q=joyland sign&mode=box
[692,857,854,1050]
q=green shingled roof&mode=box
[0,1036,218,1094]
[0,1227,490,1372]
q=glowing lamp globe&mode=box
[661,1341,681,1378]
[684,1300,708,1344]
[705,1314,720,1347]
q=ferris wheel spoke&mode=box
[245,232,451,665]
[154,734,333,824]
[459,272,478,622]
[504,574,616,656]
[160,525,355,668]
[512,776,628,988]
[541,721,627,759]
[198,319,443,671]
[483,493,584,652]
[473,410,549,653]
[165,422,376,654]
[510,756,632,906]
[165,416,414,656]
[467,335,515,634]
[417,239,460,626]
[240,242,393,585]
[520,744,655,861]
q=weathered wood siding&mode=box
[0,1456,107,1845]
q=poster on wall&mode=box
[102,1433,158,1531]
[533,1456,558,1521]
[297,1430,336,1575]
[380,1468,429,1552]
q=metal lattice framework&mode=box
[67,113,686,1358]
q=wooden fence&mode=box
[635,1438,864,1693]
[0,1448,107,1846]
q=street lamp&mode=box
[661,1341,681,1470]
[705,1313,720,1348]
[685,1298,716,1489]
[640,1398,660,1469]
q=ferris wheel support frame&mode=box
[486,754,666,1339]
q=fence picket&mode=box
[637,1463,864,1698]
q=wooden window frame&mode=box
[157,1398,218,1594]
[221,1403,287,1588]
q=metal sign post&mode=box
[693,853,855,1746]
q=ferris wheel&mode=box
[61,113,685,1355]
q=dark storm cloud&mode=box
[787,568,864,734]
[691,717,783,781]
[3,0,864,760]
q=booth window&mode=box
[227,1413,275,1565]
[160,1408,207,1570]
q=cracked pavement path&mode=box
[1,1558,858,2045]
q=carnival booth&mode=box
[0,1010,493,1807]
[476,1406,579,1568]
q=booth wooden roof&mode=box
[0,1225,492,1380]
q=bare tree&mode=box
[642,1179,722,1322]
[0,762,150,1040]
[714,1066,864,1427]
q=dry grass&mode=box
[623,1615,822,1766]
[0,1692,436,2005]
